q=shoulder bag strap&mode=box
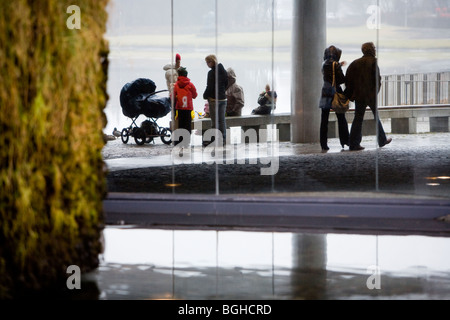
[332,62,336,88]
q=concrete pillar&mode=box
[291,0,326,143]
[291,234,327,299]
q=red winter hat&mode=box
[176,53,181,61]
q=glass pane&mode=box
[103,0,450,200]
[104,0,282,195]
[326,0,450,198]
[373,0,450,198]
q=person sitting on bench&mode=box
[251,84,277,115]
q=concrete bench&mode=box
[191,104,450,142]
[192,114,291,142]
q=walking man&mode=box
[345,42,392,151]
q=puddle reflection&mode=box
[93,226,450,300]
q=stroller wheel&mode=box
[134,128,146,146]
[121,128,129,144]
[161,128,172,145]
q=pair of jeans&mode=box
[208,99,227,144]
[320,108,349,148]
[349,100,388,148]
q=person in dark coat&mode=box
[345,42,392,151]
[252,84,277,115]
[319,45,350,151]
[203,54,228,146]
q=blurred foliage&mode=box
[0,0,109,298]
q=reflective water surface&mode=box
[85,226,450,300]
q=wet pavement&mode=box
[103,132,450,199]
[102,131,450,235]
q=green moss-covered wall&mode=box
[0,0,109,298]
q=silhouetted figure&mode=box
[319,45,349,151]
[345,42,392,151]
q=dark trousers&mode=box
[175,109,192,146]
[252,105,272,115]
[320,108,350,148]
[349,100,387,148]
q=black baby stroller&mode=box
[119,78,172,145]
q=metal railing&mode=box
[379,71,450,106]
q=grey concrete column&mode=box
[291,0,326,143]
[291,234,327,299]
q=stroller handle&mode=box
[149,89,169,96]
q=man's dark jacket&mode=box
[344,54,381,105]
[203,63,228,100]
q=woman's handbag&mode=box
[331,62,349,114]
[332,92,350,113]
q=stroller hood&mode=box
[120,78,171,119]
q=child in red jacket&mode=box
[173,67,198,146]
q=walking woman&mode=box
[203,54,228,146]
[319,45,350,151]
